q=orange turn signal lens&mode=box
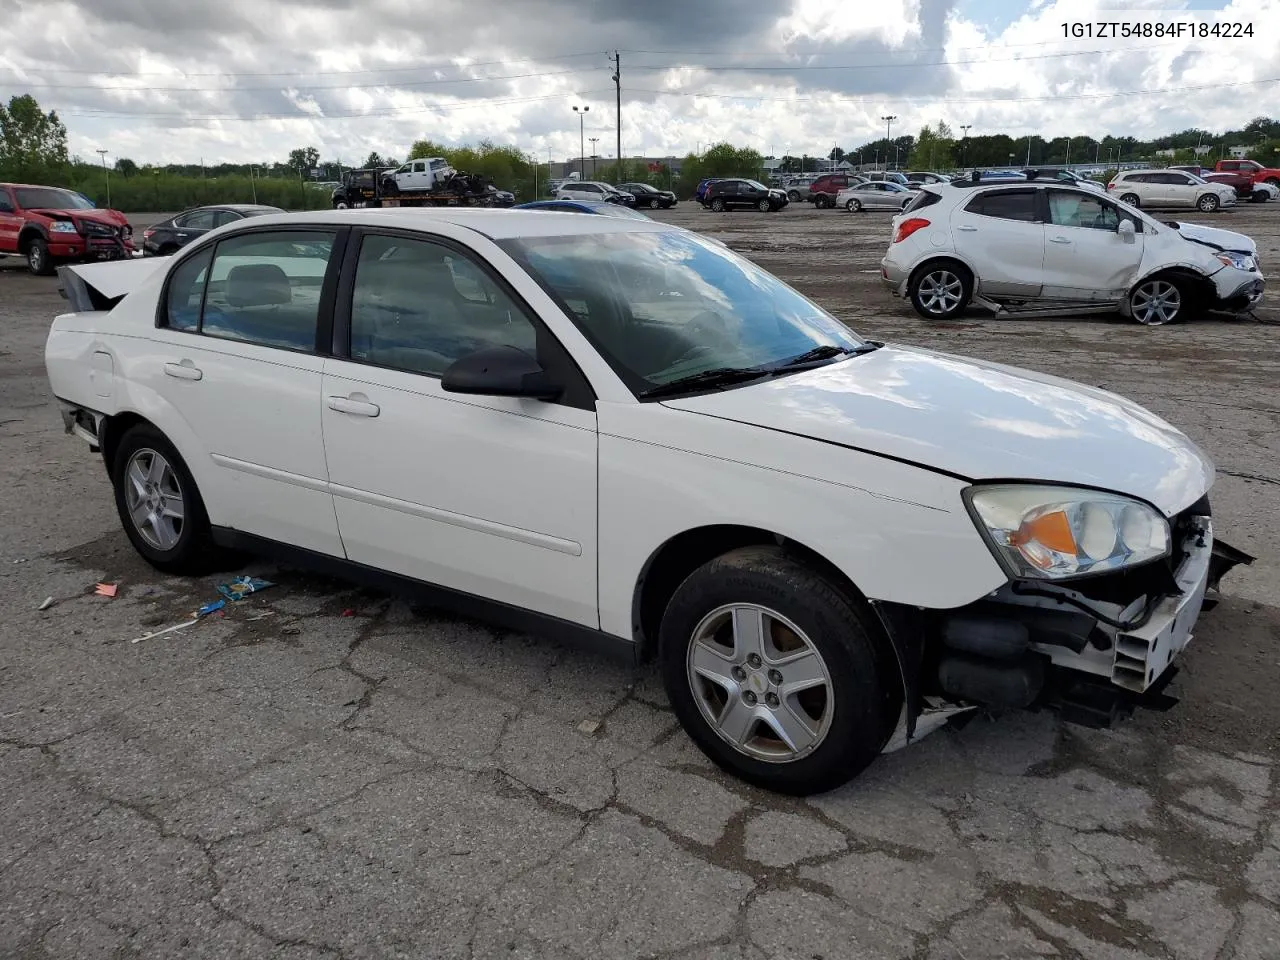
[1009,510,1077,555]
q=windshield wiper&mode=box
[639,367,770,399]
[768,342,880,372]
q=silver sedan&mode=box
[836,181,919,212]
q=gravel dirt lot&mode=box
[2,203,1279,959]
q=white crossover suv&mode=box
[48,209,1250,795]
[1107,170,1237,212]
[880,179,1264,324]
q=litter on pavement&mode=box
[216,576,275,601]
[37,596,54,611]
[94,582,118,598]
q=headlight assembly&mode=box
[49,220,79,234]
[965,484,1170,580]
[1215,252,1255,271]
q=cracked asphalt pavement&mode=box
[2,204,1279,959]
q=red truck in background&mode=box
[0,183,134,276]
[1215,158,1280,186]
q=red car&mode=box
[0,183,135,276]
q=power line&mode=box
[56,89,620,121]
[3,50,610,78]
[627,76,1280,105]
[9,66,600,93]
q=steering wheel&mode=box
[665,311,732,369]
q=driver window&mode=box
[1048,192,1139,232]
[348,234,538,377]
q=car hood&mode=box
[31,207,129,227]
[661,344,1213,516]
[1166,220,1257,256]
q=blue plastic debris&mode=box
[216,577,275,602]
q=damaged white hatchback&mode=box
[46,209,1251,795]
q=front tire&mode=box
[1119,193,1141,207]
[1196,193,1220,213]
[659,546,893,796]
[757,199,770,212]
[908,262,972,320]
[27,238,53,276]
[649,198,660,209]
[111,423,227,575]
[1129,275,1186,326]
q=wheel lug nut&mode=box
[747,654,762,668]
[765,693,779,708]
[731,666,746,682]
[743,691,758,705]
[767,669,783,685]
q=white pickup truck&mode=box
[383,157,456,193]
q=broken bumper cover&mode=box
[877,511,1254,749]
[1211,270,1265,312]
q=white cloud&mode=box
[0,0,1277,165]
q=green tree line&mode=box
[4,93,1279,212]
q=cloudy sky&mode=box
[2,0,1278,166]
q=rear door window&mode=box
[196,230,337,351]
[965,189,1039,221]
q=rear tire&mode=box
[658,546,894,796]
[111,423,232,575]
[710,198,726,212]
[787,190,801,202]
[846,199,862,212]
[26,238,53,276]
[1196,193,1220,213]
[908,261,972,321]
[1119,193,1140,207]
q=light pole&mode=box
[250,165,258,203]
[880,115,897,170]
[589,137,599,178]
[572,105,589,179]
[959,125,971,167]
[1025,135,1032,166]
[1065,137,1071,167]
[95,149,110,207]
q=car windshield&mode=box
[499,229,865,395]
[15,187,96,210]
[590,204,652,219]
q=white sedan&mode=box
[47,209,1249,795]
[836,181,919,212]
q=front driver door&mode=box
[949,187,1046,298]
[1041,190,1144,302]
[320,228,600,627]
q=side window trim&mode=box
[330,226,596,411]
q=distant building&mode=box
[1228,145,1249,159]
[1155,148,1176,158]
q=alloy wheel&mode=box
[685,603,834,763]
[28,244,44,273]
[917,269,964,315]
[123,448,185,550]
[1131,279,1182,325]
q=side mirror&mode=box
[1118,219,1137,244]
[440,345,561,400]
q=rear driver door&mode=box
[950,188,1045,298]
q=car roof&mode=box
[221,207,672,239]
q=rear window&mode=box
[965,189,1039,222]
[902,191,942,214]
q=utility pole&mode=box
[609,51,621,184]
[95,149,110,207]
[1025,135,1032,166]
[589,137,599,177]
[572,105,589,179]
[959,125,971,167]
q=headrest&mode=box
[225,263,291,307]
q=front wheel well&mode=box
[1131,267,1214,312]
[17,227,45,253]
[632,525,896,665]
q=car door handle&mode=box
[327,395,380,417]
[163,361,202,381]
[956,225,978,232]
[1049,237,1072,244]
